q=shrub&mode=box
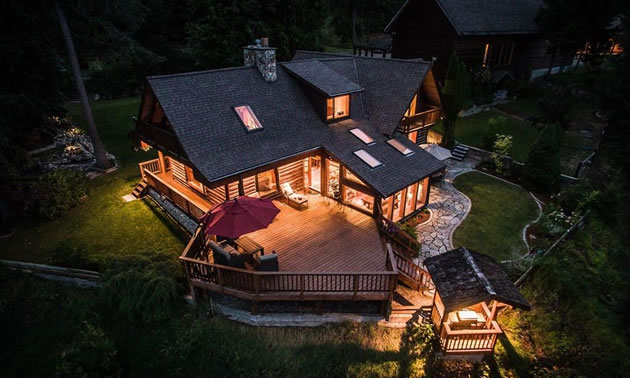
[490,134,513,174]
[523,124,562,192]
[556,181,600,215]
[31,169,86,219]
[50,243,99,271]
[56,321,119,377]
[397,221,420,257]
[101,252,182,323]
[482,116,506,150]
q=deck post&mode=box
[352,274,359,301]
[217,268,225,294]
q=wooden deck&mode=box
[247,195,387,272]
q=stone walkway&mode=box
[415,159,475,263]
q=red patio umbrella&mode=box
[200,196,280,239]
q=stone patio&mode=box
[415,159,475,263]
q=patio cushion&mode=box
[256,252,279,272]
[280,182,294,196]
[209,241,231,266]
[229,252,246,268]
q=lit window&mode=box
[234,105,263,131]
[349,128,375,145]
[354,149,382,168]
[326,95,350,120]
[387,139,413,156]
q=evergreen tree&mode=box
[523,123,563,192]
[441,52,470,149]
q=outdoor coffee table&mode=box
[234,236,265,256]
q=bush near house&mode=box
[31,169,87,219]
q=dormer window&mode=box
[234,105,262,132]
[326,95,350,120]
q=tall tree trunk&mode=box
[547,47,556,76]
[352,1,358,46]
[55,1,111,170]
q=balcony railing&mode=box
[399,107,442,134]
[139,158,161,180]
[439,321,503,354]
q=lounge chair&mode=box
[280,182,308,209]
[255,251,279,271]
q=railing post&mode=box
[352,274,358,301]
[300,275,305,301]
[217,268,225,294]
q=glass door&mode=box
[309,156,321,192]
[326,159,340,199]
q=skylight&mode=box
[234,105,262,132]
[387,139,414,156]
[349,128,375,145]
[354,149,382,168]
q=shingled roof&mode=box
[144,52,443,197]
[386,0,543,36]
[292,51,432,136]
[425,248,531,311]
[281,60,363,96]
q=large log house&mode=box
[129,40,528,356]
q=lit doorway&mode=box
[309,156,321,192]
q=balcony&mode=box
[398,106,442,134]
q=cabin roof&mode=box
[281,60,363,96]
[425,247,531,311]
[144,53,443,197]
[386,0,543,36]
[292,51,431,136]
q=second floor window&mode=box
[327,95,350,120]
[483,42,515,68]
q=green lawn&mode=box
[452,171,539,261]
[0,98,186,266]
[495,96,539,119]
[435,110,541,162]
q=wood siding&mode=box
[170,158,187,186]
[278,160,305,193]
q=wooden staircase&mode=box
[131,178,149,199]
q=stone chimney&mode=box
[243,38,277,82]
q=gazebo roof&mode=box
[425,247,531,311]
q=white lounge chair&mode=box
[280,182,308,209]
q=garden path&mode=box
[415,159,475,264]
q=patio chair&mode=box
[255,251,279,271]
[280,182,308,209]
[208,241,246,268]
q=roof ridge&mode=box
[147,65,256,80]
[462,248,496,296]
[294,50,432,66]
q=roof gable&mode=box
[386,0,543,36]
[425,247,531,311]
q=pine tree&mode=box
[441,52,470,149]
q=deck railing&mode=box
[144,169,207,219]
[179,226,399,306]
[388,244,433,292]
[139,158,161,179]
[377,215,421,258]
[439,321,503,354]
[399,107,442,134]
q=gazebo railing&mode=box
[439,321,503,354]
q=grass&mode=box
[495,95,539,119]
[435,110,541,162]
[0,98,186,265]
[452,171,539,261]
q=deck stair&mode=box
[390,284,434,324]
[132,178,149,198]
[451,144,469,161]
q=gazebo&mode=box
[424,248,530,356]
